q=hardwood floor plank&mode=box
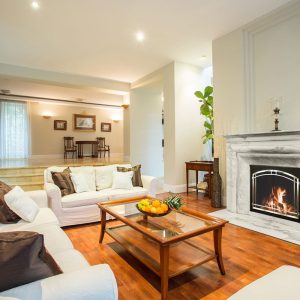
[64,192,300,299]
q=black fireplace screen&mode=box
[250,165,300,222]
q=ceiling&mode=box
[0,0,291,82]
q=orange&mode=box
[156,207,163,214]
[152,200,161,208]
[144,206,151,213]
[150,207,157,214]
[161,203,169,212]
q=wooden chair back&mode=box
[64,137,75,149]
[96,137,106,148]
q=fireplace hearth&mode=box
[250,165,300,222]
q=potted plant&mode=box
[194,86,222,208]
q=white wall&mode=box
[213,0,300,204]
[130,86,163,177]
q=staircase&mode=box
[0,166,45,191]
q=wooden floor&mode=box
[64,193,300,300]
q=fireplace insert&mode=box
[250,165,300,222]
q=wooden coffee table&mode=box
[98,196,228,300]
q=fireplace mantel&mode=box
[224,130,300,230]
[225,130,300,140]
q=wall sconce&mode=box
[121,104,129,109]
[42,112,53,119]
[112,115,122,122]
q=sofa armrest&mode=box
[44,183,62,212]
[0,265,118,300]
[25,190,48,208]
[141,175,159,196]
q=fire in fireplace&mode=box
[250,165,300,222]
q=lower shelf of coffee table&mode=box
[106,224,216,278]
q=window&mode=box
[0,100,30,159]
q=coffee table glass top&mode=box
[103,201,219,239]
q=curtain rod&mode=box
[0,93,122,108]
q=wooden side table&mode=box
[76,141,98,158]
[185,161,213,198]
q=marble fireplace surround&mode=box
[210,131,300,245]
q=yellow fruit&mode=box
[150,207,157,214]
[152,200,161,208]
[161,203,169,212]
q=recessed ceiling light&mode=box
[31,1,40,10]
[200,55,207,60]
[136,31,145,42]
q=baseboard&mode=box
[163,183,195,193]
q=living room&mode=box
[0,0,299,299]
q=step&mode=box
[0,167,46,176]
[0,174,44,184]
[9,182,44,191]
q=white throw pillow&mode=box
[4,186,40,222]
[69,166,96,191]
[95,165,117,190]
[112,171,134,190]
[71,173,91,193]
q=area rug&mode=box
[209,209,300,246]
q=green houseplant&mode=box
[194,86,214,154]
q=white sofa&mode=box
[44,164,159,227]
[229,265,300,299]
[0,190,118,300]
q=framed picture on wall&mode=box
[101,122,111,132]
[74,114,96,131]
[54,120,67,130]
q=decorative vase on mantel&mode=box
[212,157,222,208]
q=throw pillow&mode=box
[117,164,143,187]
[51,168,75,196]
[112,171,134,190]
[0,181,21,224]
[70,173,90,193]
[69,167,96,191]
[0,231,62,292]
[4,186,40,222]
[95,165,117,190]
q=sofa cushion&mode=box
[4,186,40,222]
[31,224,74,255]
[0,181,21,224]
[52,249,89,273]
[51,168,75,196]
[112,171,134,190]
[229,265,300,300]
[0,231,62,292]
[101,187,148,200]
[61,192,108,208]
[69,167,96,191]
[0,208,58,233]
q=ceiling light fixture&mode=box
[136,31,145,42]
[31,1,40,10]
[200,55,207,60]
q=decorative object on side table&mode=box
[101,122,111,132]
[212,158,222,208]
[54,120,67,130]
[136,194,183,217]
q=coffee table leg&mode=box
[99,209,106,243]
[213,227,225,275]
[160,245,169,300]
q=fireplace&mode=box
[250,165,300,222]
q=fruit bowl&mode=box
[136,204,171,217]
[136,198,171,217]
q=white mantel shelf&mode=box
[225,130,300,139]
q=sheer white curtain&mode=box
[0,100,30,159]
